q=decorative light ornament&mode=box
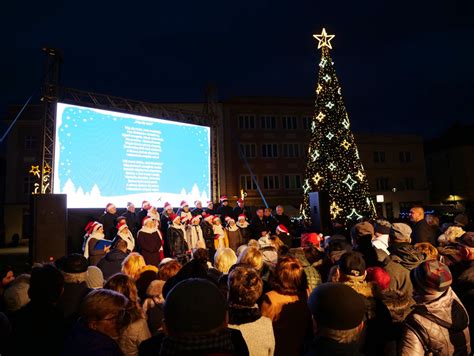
[328,162,336,171]
[312,173,323,185]
[347,209,363,220]
[311,121,316,131]
[343,174,357,190]
[316,84,323,94]
[30,165,41,178]
[311,150,320,161]
[43,163,52,174]
[326,102,334,109]
[355,149,360,159]
[302,179,311,194]
[319,58,327,68]
[337,87,342,95]
[366,197,372,207]
[341,139,350,150]
[316,112,326,122]
[323,74,331,82]
[356,170,365,181]
[313,28,335,49]
[326,132,334,140]
[330,201,343,219]
[342,118,350,129]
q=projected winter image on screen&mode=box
[54,103,211,208]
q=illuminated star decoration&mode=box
[30,165,41,178]
[316,112,326,122]
[323,74,331,82]
[43,163,52,174]
[316,84,323,94]
[313,172,323,185]
[330,201,343,219]
[326,102,334,109]
[302,179,311,194]
[343,174,357,190]
[319,58,327,68]
[326,132,334,140]
[341,139,350,150]
[311,150,320,161]
[347,209,363,221]
[328,162,336,171]
[342,118,350,129]
[356,170,365,181]
[313,28,335,49]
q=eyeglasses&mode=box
[98,308,129,326]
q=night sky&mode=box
[2,0,474,138]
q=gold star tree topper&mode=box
[313,28,335,49]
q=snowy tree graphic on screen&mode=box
[301,29,376,223]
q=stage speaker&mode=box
[309,191,330,233]
[30,194,67,263]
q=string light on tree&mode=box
[311,150,320,161]
[301,28,375,224]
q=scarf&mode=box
[187,225,204,249]
[140,226,157,234]
[236,221,249,229]
[226,224,239,232]
[118,230,135,251]
[159,329,234,355]
[83,231,105,259]
[228,305,261,325]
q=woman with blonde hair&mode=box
[414,242,439,260]
[104,273,151,356]
[214,248,237,274]
[121,252,146,280]
[236,246,264,272]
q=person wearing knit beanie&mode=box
[85,266,104,289]
[410,260,452,298]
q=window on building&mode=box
[240,175,257,190]
[261,143,278,158]
[239,143,256,158]
[282,116,298,130]
[284,175,302,189]
[373,151,386,163]
[301,116,312,130]
[238,115,255,129]
[282,143,300,158]
[399,151,412,163]
[404,177,415,190]
[24,135,38,150]
[263,175,280,190]
[376,177,389,191]
[260,116,276,129]
[23,175,35,195]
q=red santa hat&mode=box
[194,200,201,206]
[220,195,228,202]
[276,224,289,234]
[85,221,103,235]
[116,221,128,232]
[191,215,202,224]
[164,202,172,210]
[212,216,221,223]
[142,216,153,226]
[237,198,244,204]
[204,214,214,222]
[180,200,188,209]
[238,214,247,221]
[105,203,115,211]
[142,201,151,209]
[224,216,235,224]
[169,213,180,223]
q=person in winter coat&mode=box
[97,239,129,281]
[104,274,151,356]
[63,289,128,356]
[113,220,135,252]
[167,214,188,259]
[225,216,244,252]
[191,200,204,216]
[232,198,252,221]
[389,223,427,270]
[250,208,269,239]
[373,218,392,255]
[275,224,292,248]
[264,208,278,235]
[142,279,166,335]
[216,195,234,218]
[122,202,139,237]
[204,200,216,215]
[409,206,438,246]
[400,260,471,355]
[186,215,206,250]
[236,214,252,244]
[213,215,229,249]
[176,200,192,220]
[99,203,119,240]
[274,205,292,235]
[201,213,216,259]
[137,216,163,267]
[83,221,112,266]
[351,221,381,268]
[137,200,152,227]
[227,266,275,356]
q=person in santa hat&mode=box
[275,224,293,248]
[233,198,252,221]
[167,214,189,260]
[236,214,252,244]
[122,202,139,237]
[160,202,174,253]
[113,221,135,252]
[137,216,163,268]
[177,200,192,221]
[212,216,229,250]
[216,195,233,219]
[225,216,244,252]
[83,221,112,266]
[98,203,119,240]
[204,200,216,216]
[186,215,205,250]
[138,200,152,226]
[201,213,216,259]
[191,200,204,217]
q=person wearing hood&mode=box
[137,216,163,268]
[99,203,119,240]
[113,220,135,252]
[236,214,252,244]
[373,218,391,255]
[400,260,471,355]
[388,223,427,271]
[97,239,129,280]
[167,214,188,260]
[83,221,112,266]
[225,216,244,252]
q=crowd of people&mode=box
[0,198,472,355]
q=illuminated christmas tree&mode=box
[301,28,376,223]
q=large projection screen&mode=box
[54,103,211,208]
